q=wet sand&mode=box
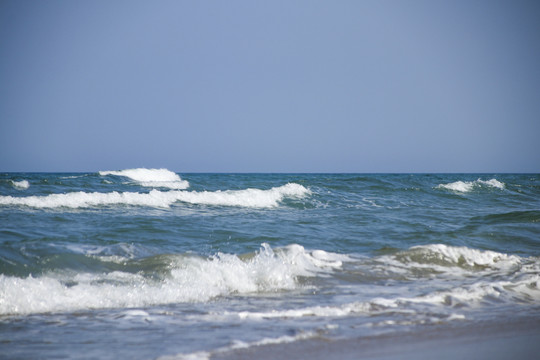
[213,318,540,360]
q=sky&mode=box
[1,0,539,173]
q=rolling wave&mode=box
[0,183,310,209]
[0,244,345,315]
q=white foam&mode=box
[478,178,505,189]
[436,178,505,192]
[369,244,540,307]
[11,180,29,190]
[407,244,521,269]
[228,330,319,349]
[373,244,523,281]
[170,183,311,208]
[373,272,540,309]
[99,168,189,189]
[0,243,343,315]
[437,180,473,192]
[60,175,86,179]
[235,302,371,320]
[222,297,469,328]
[157,330,321,360]
[0,183,310,209]
[0,190,174,209]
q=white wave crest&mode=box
[406,244,521,269]
[0,183,310,209]
[436,178,505,192]
[376,244,523,279]
[0,244,343,315]
[173,183,310,208]
[99,168,189,189]
[11,180,30,190]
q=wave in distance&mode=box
[436,178,505,192]
[99,168,190,189]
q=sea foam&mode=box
[436,178,505,192]
[227,245,539,320]
[0,183,310,209]
[374,244,524,280]
[0,244,343,315]
[158,330,322,360]
[99,168,189,189]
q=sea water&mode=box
[1,170,539,359]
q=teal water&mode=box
[1,171,539,359]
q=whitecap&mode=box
[0,183,310,209]
[171,183,311,208]
[477,178,505,190]
[436,180,473,192]
[406,244,520,269]
[436,178,505,192]
[11,180,30,190]
[99,168,189,189]
[381,244,522,275]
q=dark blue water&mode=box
[1,170,539,359]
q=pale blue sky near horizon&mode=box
[1,0,539,173]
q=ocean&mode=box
[1,170,539,359]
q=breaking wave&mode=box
[99,168,189,189]
[11,180,30,190]
[224,244,540,322]
[436,178,505,192]
[0,183,310,209]
[390,244,521,271]
[0,244,345,315]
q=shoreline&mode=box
[212,318,540,360]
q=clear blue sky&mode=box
[1,0,539,173]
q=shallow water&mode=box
[1,170,539,359]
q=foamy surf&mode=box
[0,183,310,209]
[157,330,323,360]
[390,244,522,271]
[436,178,505,192]
[0,244,342,315]
[229,245,540,320]
[99,168,190,189]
